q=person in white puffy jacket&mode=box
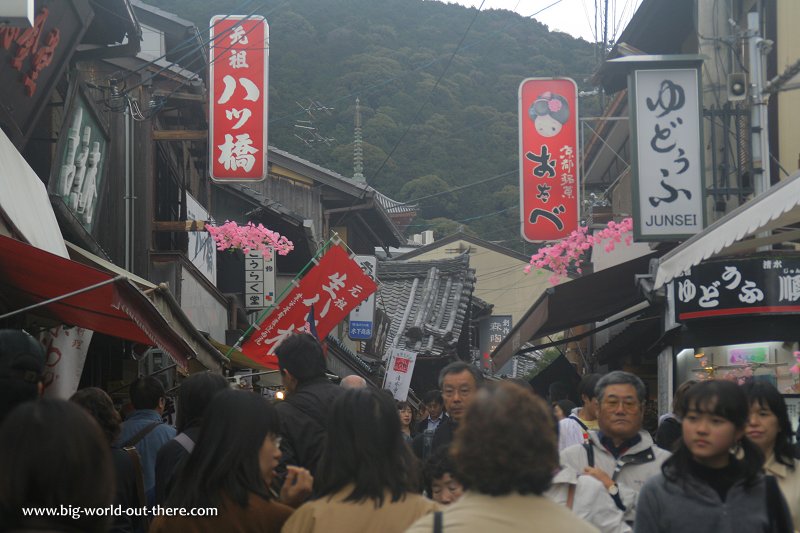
[560,371,670,527]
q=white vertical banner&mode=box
[39,326,93,399]
[244,247,275,309]
[631,65,705,240]
[348,255,376,340]
[186,193,216,284]
[383,347,417,401]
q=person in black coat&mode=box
[274,333,344,481]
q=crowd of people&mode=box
[0,327,798,532]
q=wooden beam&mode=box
[152,220,208,232]
[152,90,206,102]
[152,130,207,141]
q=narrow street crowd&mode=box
[0,328,798,532]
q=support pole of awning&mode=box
[0,275,126,321]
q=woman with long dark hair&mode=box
[282,388,436,533]
[634,379,793,532]
[149,389,312,532]
[397,400,416,444]
[745,381,800,530]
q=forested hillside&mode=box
[145,0,601,250]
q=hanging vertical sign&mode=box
[519,78,579,242]
[383,347,417,401]
[209,15,268,182]
[348,255,377,340]
[239,245,377,366]
[628,59,705,240]
[244,247,275,309]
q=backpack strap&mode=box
[583,440,595,467]
[119,421,161,448]
[123,446,149,526]
[433,511,443,533]
[568,415,591,444]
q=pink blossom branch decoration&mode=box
[524,218,634,285]
[206,221,294,259]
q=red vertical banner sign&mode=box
[239,245,378,367]
[209,15,268,182]
[519,78,579,242]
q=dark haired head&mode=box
[423,390,443,406]
[452,382,558,496]
[0,399,114,532]
[129,376,166,410]
[70,387,121,445]
[664,380,763,486]
[0,329,45,422]
[275,333,327,383]
[167,389,281,509]
[672,379,698,417]
[315,388,419,505]
[744,380,795,469]
[175,373,229,433]
[529,93,570,124]
[423,447,459,497]
[578,373,602,402]
[556,399,577,418]
[548,381,570,402]
[438,361,483,389]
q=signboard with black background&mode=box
[0,0,92,148]
[673,255,800,321]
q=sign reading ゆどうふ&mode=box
[519,78,579,242]
[209,15,268,182]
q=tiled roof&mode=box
[377,253,475,357]
[375,191,417,214]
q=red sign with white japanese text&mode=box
[209,15,268,182]
[239,245,378,366]
[519,78,579,242]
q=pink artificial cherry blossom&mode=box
[206,221,294,259]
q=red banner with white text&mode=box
[209,15,268,182]
[240,245,377,367]
[519,78,579,242]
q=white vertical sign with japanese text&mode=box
[39,326,93,399]
[209,15,268,182]
[631,67,704,240]
[348,255,376,340]
[244,248,275,309]
[383,347,417,401]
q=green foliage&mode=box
[524,348,562,380]
[144,0,599,249]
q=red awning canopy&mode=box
[0,235,192,369]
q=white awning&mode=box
[654,171,800,289]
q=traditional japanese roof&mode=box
[376,253,476,358]
[268,147,406,247]
[375,191,417,215]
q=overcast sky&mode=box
[443,0,642,44]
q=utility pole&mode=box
[747,11,771,196]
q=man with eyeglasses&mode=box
[430,362,483,454]
[559,371,669,528]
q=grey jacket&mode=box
[634,472,775,533]
[560,430,670,524]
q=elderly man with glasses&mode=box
[559,371,670,528]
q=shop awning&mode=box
[0,235,193,370]
[490,252,658,370]
[654,171,800,289]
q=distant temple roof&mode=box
[377,253,475,357]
